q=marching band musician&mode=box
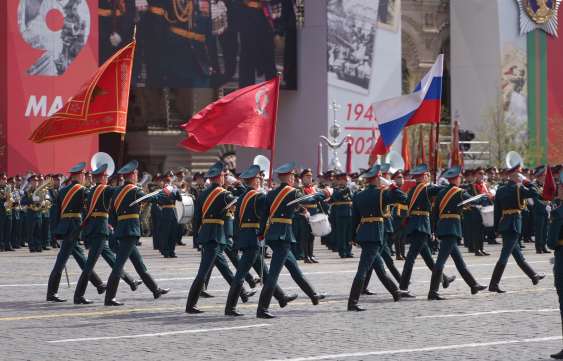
[254,161,332,319]
[391,170,407,260]
[39,175,52,251]
[548,171,563,360]
[347,165,409,312]
[332,172,355,259]
[298,168,322,264]
[21,174,45,253]
[485,167,500,245]
[291,173,305,261]
[186,162,257,314]
[467,167,492,256]
[104,161,173,306]
[46,162,106,302]
[429,165,490,300]
[488,163,546,293]
[531,167,552,254]
[189,172,206,248]
[461,169,475,252]
[159,174,184,258]
[174,170,188,246]
[49,175,62,249]
[15,175,26,249]
[149,174,162,250]
[0,173,13,252]
[225,165,298,317]
[7,176,21,250]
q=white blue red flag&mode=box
[371,54,443,155]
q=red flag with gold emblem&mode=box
[401,128,411,171]
[28,41,136,144]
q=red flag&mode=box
[544,165,556,202]
[178,77,280,152]
[346,141,352,173]
[416,126,426,165]
[450,120,463,168]
[401,128,411,171]
[429,123,442,169]
[28,41,136,143]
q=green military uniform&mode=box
[189,173,206,248]
[48,177,61,248]
[159,176,184,258]
[548,191,563,359]
[39,175,51,250]
[148,176,162,250]
[7,178,20,250]
[0,174,13,252]
[532,167,552,254]
[332,173,355,258]
[21,177,43,253]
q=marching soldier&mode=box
[7,177,21,250]
[39,175,51,251]
[15,175,26,248]
[485,167,500,245]
[489,163,546,293]
[98,0,136,65]
[190,172,206,248]
[391,170,407,260]
[254,161,332,318]
[428,165,490,300]
[225,165,298,316]
[73,164,143,304]
[148,174,162,250]
[298,168,322,263]
[186,162,257,314]
[291,174,305,261]
[104,161,173,306]
[21,174,44,253]
[174,170,188,246]
[332,172,355,259]
[467,167,492,256]
[0,173,13,252]
[46,162,107,302]
[49,175,62,248]
[531,167,552,254]
[399,163,455,295]
[325,170,338,253]
[159,174,184,258]
[347,165,409,311]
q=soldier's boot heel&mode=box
[458,267,487,294]
[104,274,124,306]
[347,278,366,311]
[394,238,405,260]
[73,273,93,304]
[273,285,298,308]
[139,272,169,299]
[517,260,546,285]
[185,281,205,314]
[201,269,215,298]
[550,350,563,359]
[46,271,67,302]
[90,271,107,295]
[488,262,507,293]
[256,285,277,319]
[361,268,376,295]
[427,268,445,300]
[240,286,256,303]
[245,273,260,289]
[380,274,408,302]
[398,267,415,297]
[441,271,456,289]
[122,270,143,291]
[295,277,326,305]
[302,242,312,263]
[225,282,244,317]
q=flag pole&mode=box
[434,41,445,184]
[268,74,281,188]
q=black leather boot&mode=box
[74,273,93,304]
[256,285,277,319]
[90,271,107,295]
[380,274,409,301]
[310,242,318,263]
[361,268,376,295]
[441,271,456,289]
[399,267,414,297]
[428,267,445,300]
[480,236,490,256]
[551,349,563,359]
[302,242,312,263]
[122,271,143,291]
[394,237,405,260]
[517,259,546,285]
[295,277,326,305]
[46,271,67,302]
[474,235,483,256]
[202,270,214,298]
[104,274,124,306]
[139,272,170,299]
[273,285,298,308]
[489,262,507,293]
[225,282,245,316]
[185,281,205,314]
[240,286,256,303]
[245,274,261,289]
[458,267,487,295]
[347,278,366,311]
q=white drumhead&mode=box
[309,213,329,223]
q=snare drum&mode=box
[308,213,331,237]
[479,205,494,227]
[211,0,228,36]
[176,194,194,224]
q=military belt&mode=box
[241,223,260,228]
[90,212,109,218]
[244,0,262,8]
[334,201,352,206]
[303,204,317,208]
[439,214,461,220]
[171,26,206,42]
[202,219,224,225]
[329,203,336,206]
[396,204,408,210]
[61,213,82,218]
[270,218,292,225]
[360,217,383,223]
[558,240,563,246]
[118,214,139,221]
[149,6,165,15]
[161,205,176,209]
[502,209,521,215]
[410,211,430,217]
[98,9,122,17]
[540,200,551,204]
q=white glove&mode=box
[517,173,527,182]
[41,201,46,207]
[110,32,122,47]
[45,194,50,200]
[493,185,498,191]
[303,212,311,221]
[165,185,174,193]
[484,175,488,181]
[226,175,237,184]
[347,181,356,190]
[546,205,552,212]
[489,189,496,198]
[527,199,534,206]
[260,239,265,247]
[3,202,7,207]
[33,196,40,202]
[438,177,449,185]
[205,179,211,186]
[325,187,334,196]
[257,188,267,194]
[379,177,393,187]
[172,186,178,194]
[19,190,24,196]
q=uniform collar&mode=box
[210,183,221,189]
[124,181,134,185]
[280,183,289,187]
[368,185,377,189]
[71,180,81,186]
[448,183,457,189]
[246,187,256,191]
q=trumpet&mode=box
[171,181,189,192]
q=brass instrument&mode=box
[21,170,35,193]
[5,185,13,214]
[171,181,189,192]
[29,179,53,214]
[83,179,91,188]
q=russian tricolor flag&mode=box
[371,55,444,155]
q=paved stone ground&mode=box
[0,237,560,361]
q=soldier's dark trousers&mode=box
[110,237,148,276]
[224,239,244,268]
[554,252,563,326]
[159,219,177,257]
[337,216,352,257]
[497,232,526,265]
[463,210,473,250]
[152,212,161,250]
[299,218,314,258]
[233,246,260,284]
[83,234,106,274]
[41,215,50,248]
[291,220,303,258]
[380,235,398,269]
[10,215,19,248]
[27,217,42,252]
[355,242,386,279]
[534,212,548,251]
[435,235,468,270]
[194,241,223,283]
[177,224,184,244]
[328,212,337,250]
[0,215,12,250]
[264,240,304,287]
[49,212,57,247]
[52,237,88,273]
[404,231,436,270]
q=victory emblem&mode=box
[516,0,561,36]
[255,85,270,119]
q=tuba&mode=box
[4,185,13,214]
[21,170,35,193]
[29,179,53,213]
[505,151,524,169]
[254,155,270,179]
[91,152,115,176]
[387,151,405,174]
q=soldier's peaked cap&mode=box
[535,167,547,177]
[381,164,391,174]
[506,163,522,174]
[205,162,225,179]
[92,164,109,178]
[365,165,381,180]
[273,161,296,176]
[442,165,462,179]
[67,162,87,175]
[410,163,428,177]
[118,161,139,176]
[240,165,261,180]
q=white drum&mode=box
[176,194,194,224]
[308,213,331,237]
[480,205,494,227]
[211,0,228,36]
